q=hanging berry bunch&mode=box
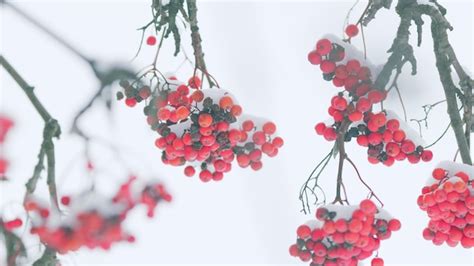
[118,75,283,182]
[121,0,283,182]
[289,199,400,266]
[418,162,474,248]
[26,176,171,254]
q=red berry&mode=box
[371,257,384,266]
[320,60,336,74]
[323,128,337,141]
[272,137,284,148]
[315,123,326,135]
[356,98,371,113]
[307,50,322,65]
[199,170,212,182]
[421,150,433,162]
[125,98,137,107]
[345,24,359,37]
[263,122,277,135]
[432,168,446,180]
[401,140,416,154]
[360,199,377,215]
[60,196,71,206]
[388,219,401,231]
[386,119,400,131]
[188,76,201,89]
[316,39,332,56]
[184,166,196,177]
[242,120,254,131]
[296,225,311,239]
[146,36,157,46]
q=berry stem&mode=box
[0,56,61,210]
[186,0,218,88]
[333,120,351,205]
[0,56,60,264]
[0,220,27,266]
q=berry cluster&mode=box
[417,163,474,248]
[308,37,432,165]
[118,76,283,181]
[289,199,400,266]
[0,115,14,178]
[27,176,171,253]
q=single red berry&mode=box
[320,60,336,74]
[272,137,284,148]
[184,166,195,177]
[188,76,202,89]
[125,98,137,107]
[388,219,401,231]
[432,168,446,180]
[60,196,71,206]
[323,127,337,141]
[315,39,332,55]
[296,225,311,239]
[371,257,384,266]
[307,50,322,65]
[263,122,277,135]
[199,170,212,182]
[146,36,157,46]
[360,199,377,215]
[345,24,359,37]
[421,150,433,162]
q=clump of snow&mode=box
[426,161,474,186]
[324,204,393,221]
[416,0,438,8]
[196,88,240,110]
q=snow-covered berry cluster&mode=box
[0,115,14,178]
[309,37,432,166]
[289,199,400,266]
[118,75,283,181]
[418,162,474,248]
[26,176,171,254]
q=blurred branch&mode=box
[32,247,58,266]
[0,221,27,266]
[0,56,61,210]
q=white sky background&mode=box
[1,0,474,265]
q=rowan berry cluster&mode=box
[309,37,432,165]
[417,164,474,248]
[289,199,400,266]
[0,115,14,178]
[118,76,283,181]
[27,176,171,254]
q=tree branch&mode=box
[0,56,62,207]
